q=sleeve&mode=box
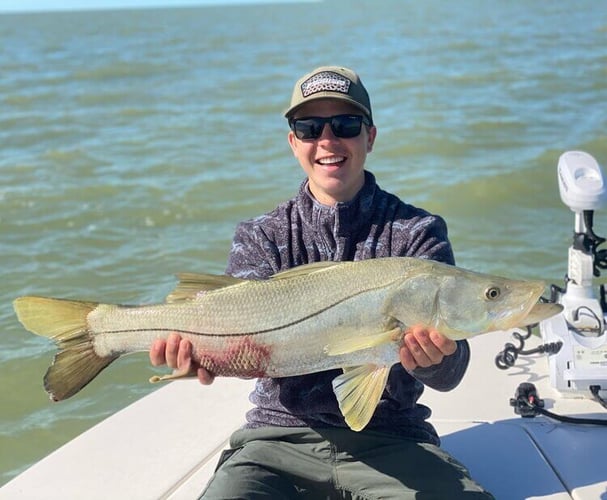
[398,213,455,265]
[225,219,278,280]
[411,341,470,391]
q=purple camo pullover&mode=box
[225,171,469,444]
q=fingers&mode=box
[149,332,181,367]
[176,337,192,372]
[149,333,216,386]
[150,338,168,366]
[399,325,457,371]
[197,368,215,385]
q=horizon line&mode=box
[0,0,320,15]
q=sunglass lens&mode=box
[331,115,362,138]
[294,119,323,140]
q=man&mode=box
[151,66,493,498]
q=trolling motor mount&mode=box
[540,151,607,396]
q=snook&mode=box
[13,257,561,431]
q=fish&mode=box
[13,257,562,431]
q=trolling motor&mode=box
[540,151,607,397]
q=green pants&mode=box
[200,427,494,500]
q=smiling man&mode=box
[285,68,376,205]
[151,66,494,499]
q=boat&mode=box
[1,151,606,500]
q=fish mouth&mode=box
[490,280,546,330]
[517,302,563,327]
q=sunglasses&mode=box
[289,114,371,140]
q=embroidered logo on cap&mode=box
[301,71,351,98]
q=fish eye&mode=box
[485,286,501,300]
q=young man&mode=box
[151,66,493,498]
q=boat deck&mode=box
[1,332,606,499]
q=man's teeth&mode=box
[318,156,345,165]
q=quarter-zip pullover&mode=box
[225,171,469,444]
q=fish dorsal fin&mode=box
[166,273,245,303]
[270,261,341,280]
[324,327,402,356]
[332,364,391,431]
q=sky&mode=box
[0,0,285,13]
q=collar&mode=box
[297,171,377,236]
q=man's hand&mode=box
[149,332,215,385]
[399,325,457,371]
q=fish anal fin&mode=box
[332,364,391,432]
[324,327,401,356]
[166,273,245,302]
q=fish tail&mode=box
[13,296,118,401]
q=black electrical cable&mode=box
[582,210,607,277]
[590,385,607,410]
[512,383,607,426]
[495,326,562,370]
[521,397,607,426]
[569,305,603,333]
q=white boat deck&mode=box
[2,332,606,500]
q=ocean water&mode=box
[1,0,606,485]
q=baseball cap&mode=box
[284,66,373,124]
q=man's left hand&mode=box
[399,325,457,371]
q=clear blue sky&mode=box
[0,0,290,13]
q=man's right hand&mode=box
[149,332,215,385]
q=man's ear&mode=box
[287,130,298,156]
[367,126,377,153]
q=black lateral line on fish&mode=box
[101,284,396,338]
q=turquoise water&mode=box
[1,0,607,485]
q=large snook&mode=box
[13,257,561,431]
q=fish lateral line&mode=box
[96,327,263,338]
[106,284,392,337]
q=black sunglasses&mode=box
[289,114,371,140]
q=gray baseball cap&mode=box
[284,66,373,124]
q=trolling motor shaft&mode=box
[558,152,606,334]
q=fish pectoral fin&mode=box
[332,364,391,432]
[166,273,246,302]
[324,327,401,356]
